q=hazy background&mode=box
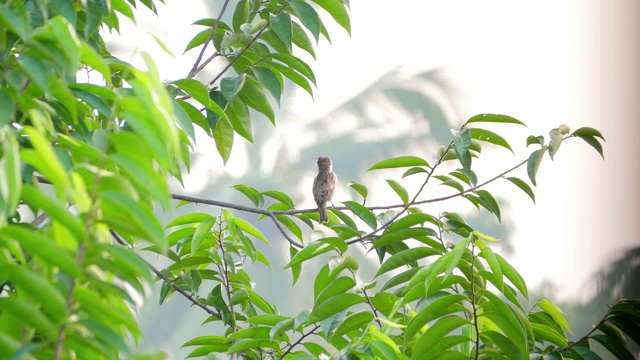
[105,1,640,358]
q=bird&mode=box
[312,156,337,224]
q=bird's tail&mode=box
[318,203,328,224]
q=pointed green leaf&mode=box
[312,0,351,35]
[368,156,430,171]
[536,298,571,333]
[191,216,216,256]
[306,293,363,324]
[470,128,513,153]
[504,177,535,204]
[347,181,368,199]
[412,316,469,359]
[235,218,269,245]
[571,126,605,140]
[253,66,282,106]
[575,134,604,160]
[465,114,527,126]
[213,117,234,164]
[375,247,440,277]
[233,184,265,207]
[220,75,246,103]
[527,146,547,186]
[386,179,409,205]
[290,0,321,42]
[343,201,377,230]
[270,12,293,52]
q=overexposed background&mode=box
[105,1,640,358]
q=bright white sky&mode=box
[110,0,640,303]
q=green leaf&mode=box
[536,298,571,333]
[312,0,351,35]
[329,311,375,341]
[531,323,568,347]
[269,61,314,97]
[233,184,265,207]
[227,96,253,142]
[21,127,70,197]
[465,113,527,127]
[574,134,605,160]
[470,128,513,153]
[0,225,80,277]
[453,127,472,178]
[347,181,368,199]
[496,254,528,299]
[270,12,293,52]
[590,334,635,360]
[527,146,547,186]
[291,1,321,42]
[292,21,316,58]
[229,289,249,306]
[314,276,355,306]
[166,213,217,228]
[373,228,436,250]
[306,293,363,324]
[99,192,165,251]
[0,264,66,322]
[343,201,377,230]
[571,126,605,140]
[0,3,29,39]
[504,177,535,204]
[482,290,527,355]
[386,179,409,205]
[191,216,216,256]
[20,185,84,241]
[238,78,274,125]
[171,79,211,107]
[262,190,295,208]
[368,156,430,171]
[387,213,438,233]
[527,135,545,147]
[0,298,58,341]
[476,189,501,222]
[235,218,270,245]
[213,117,234,164]
[177,99,211,136]
[232,0,250,31]
[480,331,525,360]
[405,295,468,346]
[0,91,13,126]
[284,237,346,269]
[220,74,246,103]
[411,316,469,360]
[476,241,503,291]
[253,66,282,106]
[375,247,440,278]
[444,237,470,279]
[289,247,302,285]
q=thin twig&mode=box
[281,324,320,358]
[187,0,232,79]
[554,312,609,353]
[110,230,222,319]
[207,2,290,87]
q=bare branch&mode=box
[187,0,232,79]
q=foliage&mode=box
[0,0,636,360]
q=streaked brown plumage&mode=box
[312,156,337,224]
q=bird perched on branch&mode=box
[312,156,337,224]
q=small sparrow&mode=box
[312,156,337,224]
